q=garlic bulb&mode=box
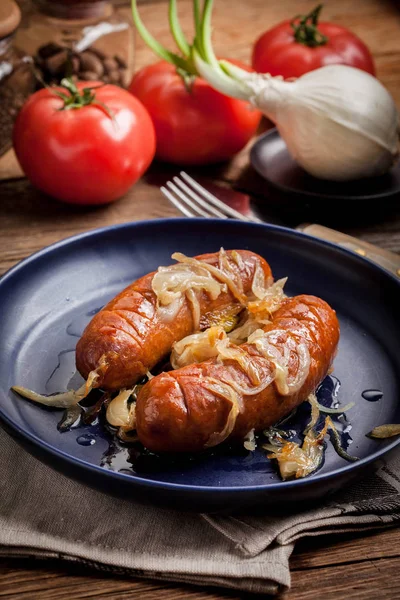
[238,65,399,181]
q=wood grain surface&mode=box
[1,1,400,599]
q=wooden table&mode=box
[1,1,400,598]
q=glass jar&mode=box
[16,0,134,88]
[0,0,35,157]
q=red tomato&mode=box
[252,12,375,78]
[13,82,156,205]
[128,61,261,165]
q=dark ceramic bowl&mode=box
[250,128,400,203]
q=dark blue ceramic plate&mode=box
[250,128,400,203]
[0,219,399,513]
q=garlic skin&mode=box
[245,65,399,181]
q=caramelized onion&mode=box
[203,377,241,447]
[172,251,248,305]
[265,395,358,479]
[228,278,288,344]
[11,356,107,409]
[11,384,88,408]
[152,261,223,328]
[367,424,400,439]
[304,393,321,434]
[248,329,310,396]
[171,326,226,369]
[186,288,201,331]
[154,250,275,331]
[227,316,261,344]
[173,322,311,401]
[248,278,287,324]
[266,419,329,479]
[156,297,184,323]
[214,335,276,396]
[153,249,253,329]
[231,250,245,271]
[219,247,243,293]
[153,263,222,305]
[216,337,262,385]
[251,261,267,299]
[106,388,136,430]
[243,428,256,451]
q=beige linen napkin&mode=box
[1,427,399,596]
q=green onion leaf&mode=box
[169,0,191,57]
[200,0,220,69]
[131,0,195,73]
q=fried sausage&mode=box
[135,295,340,453]
[76,250,272,390]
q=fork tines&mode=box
[161,171,262,223]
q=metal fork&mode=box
[160,171,263,223]
[161,171,400,278]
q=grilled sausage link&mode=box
[136,295,340,453]
[76,250,272,390]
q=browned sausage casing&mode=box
[136,295,340,453]
[76,250,272,390]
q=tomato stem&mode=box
[291,4,328,48]
[52,78,115,120]
[176,67,196,92]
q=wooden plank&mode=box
[291,528,400,569]
[1,547,400,600]
[0,175,179,275]
[287,556,400,600]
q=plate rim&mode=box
[1,217,400,494]
[250,128,400,202]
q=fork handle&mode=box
[297,223,400,279]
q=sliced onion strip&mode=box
[203,377,241,447]
[186,287,201,330]
[219,247,243,293]
[248,329,310,397]
[227,316,260,344]
[367,424,400,439]
[317,401,355,415]
[171,326,226,369]
[11,384,88,408]
[224,376,275,397]
[11,355,108,409]
[251,261,267,300]
[106,388,137,429]
[243,428,256,451]
[231,250,245,271]
[304,393,321,435]
[172,252,248,305]
[215,337,262,386]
